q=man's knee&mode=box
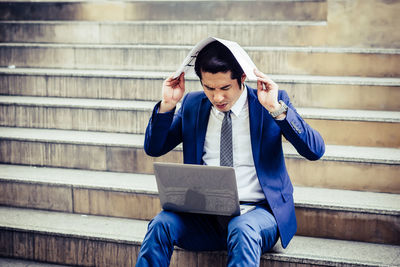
[227,216,278,252]
[226,220,264,266]
[149,211,175,226]
[227,220,261,246]
[147,211,178,241]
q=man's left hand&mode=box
[254,69,281,113]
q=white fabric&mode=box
[202,86,265,202]
[173,37,257,81]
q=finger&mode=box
[178,72,185,89]
[254,68,269,80]
[170,81,180,89]
[255,73,270,85]
[257,74,274,84]
[257,79,265,91]
[170,72,183,82]
[166,74,177,82]
[254,69,275,84]
[254,68,262,76]
[169,72,184,86]
[259,77,278,91]
[166,80,177,89]
[256,78,269,87]
[164,75,176,87]
[256,76,268,90]
[254,69,274,90]
[170,76,182,87]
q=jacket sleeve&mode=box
[274,90,325,160]
[143,95,187,157]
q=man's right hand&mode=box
[159,72,185,113]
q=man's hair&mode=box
[194,41,244,87]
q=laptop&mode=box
[153,162,256,216]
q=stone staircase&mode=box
[0,0,399,266]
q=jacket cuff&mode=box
[151,101,176,126]
[274,107,303,135]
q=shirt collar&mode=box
[213,84,248,117]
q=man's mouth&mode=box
[215,103,228,110]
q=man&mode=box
[136,40,325,266]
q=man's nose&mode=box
[214,92,224,102]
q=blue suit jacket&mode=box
[144,86,325,248]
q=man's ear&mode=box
[241,73,247,86]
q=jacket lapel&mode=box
[248,87,264,167]
[195,96,212,164]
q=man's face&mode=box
[201,71,245,112]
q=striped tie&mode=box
[220,111,233,167]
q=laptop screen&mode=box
[153,162,241,216]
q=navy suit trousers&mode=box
[136,203,278,267]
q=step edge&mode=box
[0,258,72,267]
[297,107,400,122]
[0,220,143,245]
[0,207,397,267]
[1,96,400,122]
[0,165,398,215]
[1,42,399,54]
[1,68,399,86]
[0,96,156,111]
[0,19,328,26]
[0,127,399,164]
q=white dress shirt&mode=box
[202,86,265,202]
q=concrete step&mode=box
[0,127,399,193]
[0,20,329,47]
[0,164,398,245]
[1,43,399,77]
[0,96,154,134]
[1,96,399,147]
[1,0,399,50]
[0,257,71,267]
[0,0,326,21]
[1,207,399,266]
[2,68,400,111]
[299,108,400,148]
